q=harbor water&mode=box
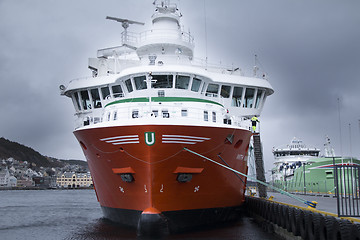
[0,189,277,240]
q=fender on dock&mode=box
[245,196,360,240]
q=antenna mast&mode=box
[106,16,145,42]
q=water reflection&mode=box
[66,215,277,240]
[66,218,137,240]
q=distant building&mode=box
[9,166,16,174]
[56,172,93,188]
[8,176,17,187]
[33,176,57,188]
[0,167,10,187]
[46,176,57,188]
[16,178,34,187]
[33,176,45,187]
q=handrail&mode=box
[121,29,194,46]
[74,102,252,130]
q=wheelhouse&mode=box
[69,72,268,113]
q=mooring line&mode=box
[183,147,317,208]
[217,154,246,185]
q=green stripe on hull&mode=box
[105,97,149,107]
[105,97,223,108]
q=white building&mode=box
[57,172,93,188]
[0,167,10,187]
[8,176,17,187]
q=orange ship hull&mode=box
[74,124,252,234]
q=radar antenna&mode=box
[106,16,144,42]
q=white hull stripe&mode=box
[162,138,204,142]
[100,135,140,145]
[162,135,210,144]
[100,135,139,141]
[106,138,139,143]
[162,141,196,144]
[162,135,210,140]
[100,134,211,145]
[112,141,140,145]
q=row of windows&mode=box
[58,178,91,180]
[128,74,202,91]
[105,108,219,124]
[203,111,217,122]
[73,85,123,111]
[274,151,320,157]
[61,175,90,178]
[58,179,91,182]
[59,177,90,180]
[71,73,266,111]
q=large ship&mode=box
[270,137,360,194]
[60,1,273,234]
[270,137,321,187]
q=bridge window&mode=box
[112,85,123,98]
[212,112,216,122]
[191,78,202,92]
[113,111,117,121]
[231,87,243,107]
[90,88,102,108]
[244,88,255,108]
[125,79,133,92]
[101,87,110,100]
[206,84,219,97]
[73,92,81,110]
[134,76,147,90]
[175,75,190,89]
[201,83,206,94]
[80,90,91,110]
[220,85,231,98]
[255,89,264,108]
[151,75,173,88]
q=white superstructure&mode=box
[60,0,273,133]
[271,137,320,182]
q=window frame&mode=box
[175,75,191,90]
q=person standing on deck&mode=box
[251,116,259,133]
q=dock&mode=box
[245,193,360,240]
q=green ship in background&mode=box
[270,136,360,194]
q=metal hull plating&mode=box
[74,124,251,232]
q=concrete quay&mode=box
[245,194,360,240]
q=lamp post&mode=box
[303,162,306,195]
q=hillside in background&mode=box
[0,137,86,168]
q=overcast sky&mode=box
[1,0,359,178]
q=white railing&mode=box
[121,29,194,46]
[74,102,252,131]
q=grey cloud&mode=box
[0,0,359,178]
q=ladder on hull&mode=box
[253,134,267,198]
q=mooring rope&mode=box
[217,154,246,185]
[183,147,317,208]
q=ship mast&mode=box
[105,16,145,44]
